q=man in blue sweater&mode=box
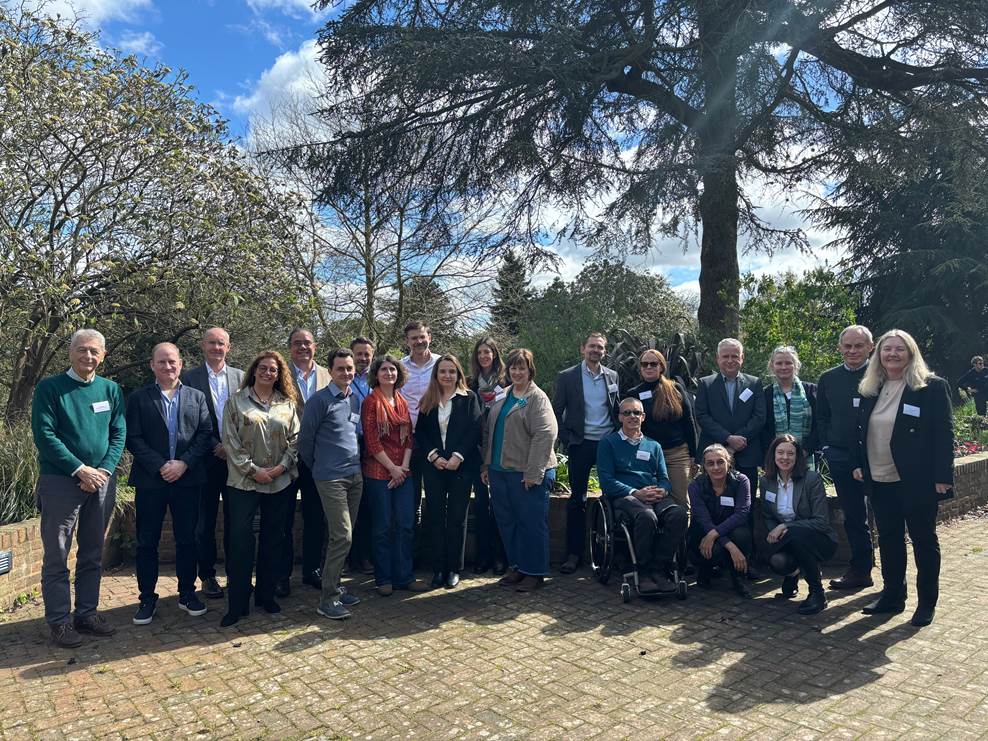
[597,397,687,593]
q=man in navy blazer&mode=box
[180,327,245,598]
[551,332,621,574]
[126,342,213,625]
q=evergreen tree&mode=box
[490,250,532,339]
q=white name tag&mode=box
[635,450,650,461]
[92,400,111,413]
[765,491,777,503]
[495,391,506,402]
[720,496,734,506]
[608,383,619,393]
[738,388,753,403]
[493,385,504,396]
[639,390,653,400]
[349,412,361,424]
[903,404,921,418]
[852,397,861,408]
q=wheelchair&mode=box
[589,495,688,603]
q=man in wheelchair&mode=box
[597,397,688,594]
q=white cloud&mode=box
[35,0,153,26]
[117,29,162,56]
[245,0,328,21]
[232,39,323,119]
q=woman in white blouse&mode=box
[760,434,838,616]
[416,355,483,589]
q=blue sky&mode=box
[28,0,840,294]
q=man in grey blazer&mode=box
[180,327,244,599]
[126,343,213,624]
[280,327,332,596]
[552,332,620,573]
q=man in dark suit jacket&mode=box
[551,332,621,573]
[180,327,245,599]
[696,338,766,578]
[126,342,213,625]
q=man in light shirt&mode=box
[181,327,244,599]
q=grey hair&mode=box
[767,345,802,377]
[839,324,873,345]
[69,328,106,350]
[717,337,744,355]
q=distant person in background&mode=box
[32,328,126,647]
[468,336,507,575]
[957,355,988,415]
[853,329,953,627]
[761,346,817,457]
[627,349,698,513]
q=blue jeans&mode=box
[489,468,555,576]
[364,477,415,587]
[823,446,874,574]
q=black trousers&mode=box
[613,496,688,571]
[280,462,325,580]
[687,524,753,572]
[766,526,837,591]
[196,460,229,581]
[471,471,505,566]
[565,440,599,561]
[870,481,941,607]
[423,466,473,573]
[824,446,874,575]
[226,484,293,617]
[136,484,200,601]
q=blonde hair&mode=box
[858,329,933,397]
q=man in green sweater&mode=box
[597,397,686,594]
[31,328,127,648]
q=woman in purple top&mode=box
[687,444,753,599]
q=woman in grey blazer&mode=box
[761,434,838,615]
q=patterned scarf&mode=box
[773,377,812,443]
[474,371,500,410]
[368,388,411,445]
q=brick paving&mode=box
[2,514,988,740]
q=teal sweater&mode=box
[31,373,127,476]
[596,432,672,500]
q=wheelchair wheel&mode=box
[621,582,632,603]
[676,579,688,600]
[589,498,614,585]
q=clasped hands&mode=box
[699,528,747,572]
[387,462,411,489]
[633,485,667,503]
[252,464,284,485]
[430,454,462,472]
[726,435,747,452]
[77,465,109,493]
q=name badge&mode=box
[635,450,650,461]
[720,496,734,507]
[903,404,921,418]
[92,400,111,413]
[765,491,777,503]
[495,391,506,402]
[349,412,361,424]
[608,383,619,394]
[493,385,504,396]
[852,397,861,408]
[639,390,653,400]
[738,387,753,403]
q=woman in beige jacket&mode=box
[481,348,558,592]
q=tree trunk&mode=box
[5,308,60,420]
[696,1,742,342]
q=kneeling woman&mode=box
[761,434,838,615]
[482,349,558,593]
[687,444,753,599]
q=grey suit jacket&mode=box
[694,372,766,467]
[181,363,245,448]
[291,363,331,414]
[759,471,837,542]
[551,362,620,449]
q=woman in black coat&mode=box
[417,355,483,589]
[852,329,954,627]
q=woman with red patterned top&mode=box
[361,355,429,595]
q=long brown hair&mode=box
[469,336,504,385]
[419,355,468,414]
[640,349,682,421]
[243,350,300,408]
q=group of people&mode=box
[30,319,955,648]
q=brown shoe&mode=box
[73,613,116,637]
[829,572,874,590]
[515,575,544,592]
[376,584,393,596]
[50,622,83,648]
[498,569,524,587]
[399,579,430,592]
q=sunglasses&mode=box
[620,410,645,417]
[640,361,660,368]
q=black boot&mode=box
[777,574,798,600]
[730,569,752,599]
[798,588,827,615]
[697,563,713,589]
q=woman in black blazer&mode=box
[417,355,484,589]
[852,329,954,627]
[761,346,818,456]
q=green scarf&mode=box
[773,377,812,443]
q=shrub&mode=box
[0,419,40,525]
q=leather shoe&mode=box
[376,584,393,596]
[201,577,224,599]
[430,572,446,589]
[798,590,827,615]
[777,574,799,599]
[473,560,492,575]
[220,612,241,627]
[731,574,752,600]
[446,572,460,589]
[498,569,524,586]
[515,575,544,592]
[910,604,935,627]
[255,598,281,614]
[829,571,874,590]
[273,578,291,598]
[302,570,322,589]
[745,565,764,581]
[559,556,579,574]
[862,595,906,615]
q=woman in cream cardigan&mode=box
[482,348,558,593]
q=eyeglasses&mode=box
[640,361,659,368]
[256,366,279,376]
[620,410,645,417]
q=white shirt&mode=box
[294,364,317,403]
[617,429,643,446]
[401,352,440,427]
[776,478,795,522]
[427,389,468,462]
[207,364,230,435]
